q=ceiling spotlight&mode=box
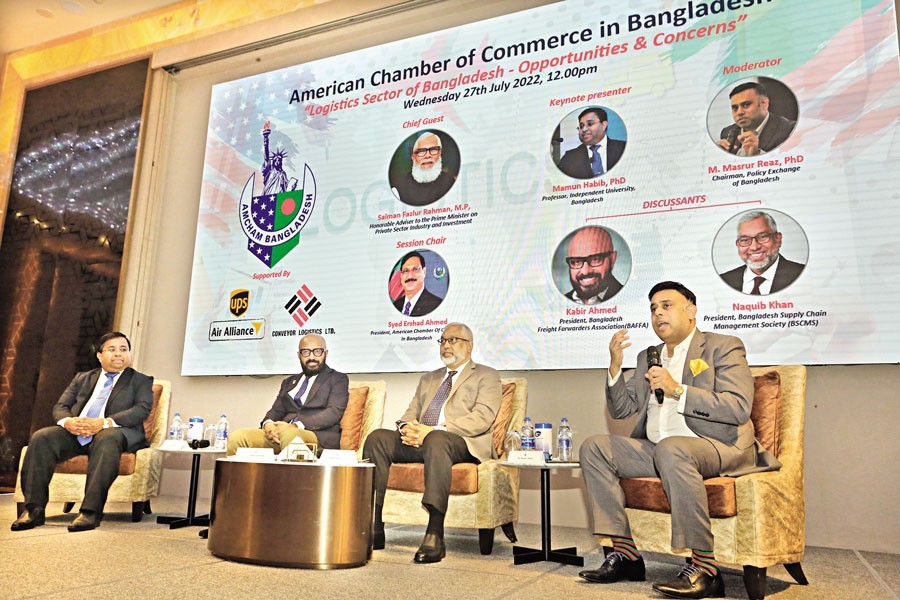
[36,8,55,19]
[60,1,86,15]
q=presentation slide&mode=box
[182,0,900,375]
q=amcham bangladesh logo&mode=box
[239,122,317,268]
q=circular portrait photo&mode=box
[713,209,808,295]
[388,129,460,207]
[388,249,449,317]
[551,225,632,304]
[551,106,627,180]
[707,77,799,157]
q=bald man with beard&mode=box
[564,226,623,304]
[391,131,457,207]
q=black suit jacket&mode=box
[261,365,349,449]
[52,367,155,453]
[720,256,806,295]
[393,288,443,317]
[557,138,626,179]
[720,112,796,154]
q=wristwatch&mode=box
[673,385,685,401]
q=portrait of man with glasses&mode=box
[554,226,628,305]
[389,250,447,317]
[226,333,349,454]
[718,210,806,295]
[555,106,627,180]
[389,129,460,206]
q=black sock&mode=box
[374,504,384,532]
[425,505,444,537]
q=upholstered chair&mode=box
[382,377,527,554]
[14,379,172,522]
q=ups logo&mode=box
[229,289,250,317]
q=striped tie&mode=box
[77,373,117,445]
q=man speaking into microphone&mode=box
[577,281,779,599]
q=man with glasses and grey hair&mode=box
[364,322,502,563]
[391,130,457,206]
[719,211,805,295]
[565,226,624,304]
[227,334,349,454]
[557,106,626,179]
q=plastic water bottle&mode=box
[168,413,184,441]
[557,417,573,462]
[215,414,229,450]
[520,417,535,451]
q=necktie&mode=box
[590,144,604,176]
[403,300,412,316]
[421,371,457,426]
[293,376,310,408]
[750,276,766,295]
[77,373,117,445]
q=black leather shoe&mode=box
[413,532,445,563]
[68,511,102,532]
[652,564,725,599]
[373,528,385,550]
[579,551,646,583]
[10,506,45,531]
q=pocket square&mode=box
[690,359,709,377]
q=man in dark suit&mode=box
[564,226,624,304]
[227,333,349,454]
[719,210,806,295]
[12,331,154,532]
[364,322,502,563]
[578,282,779,598]
[718,82,796,156]
[391,250,444,317]
[557,107,626,179]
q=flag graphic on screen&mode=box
[285,285,321,327]
[238,123,317,269]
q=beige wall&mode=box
[2,0,897,554]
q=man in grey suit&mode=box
[719,210,806,295]
[12,331,154,532]
[578,282,779,598]
[227,333,349,454]
[364,322,502,563]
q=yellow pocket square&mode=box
[690,359,709,377]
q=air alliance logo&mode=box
[229,289,249,317]
[239,122,317,269]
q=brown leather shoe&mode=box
[413,532,445,563]
[68,511,102,532]
[652,564,725,598]
[11,506,45,531]
[579,551,646,583]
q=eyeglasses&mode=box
[299,348,326,357]
[437,337,470,345]
[413,146,441,158]
[736,232,776,247]
[566,252,613,269]
[101,346,129,354]
[401,266,423,275]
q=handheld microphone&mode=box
[646,346,665,404]
[726,129,739,154]
[188,439,210,449]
